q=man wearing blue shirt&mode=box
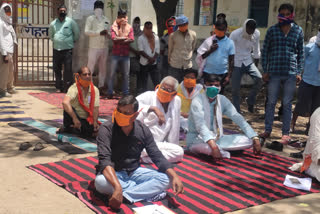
[49,5,80,93]
[291,32,320,133]
[198,19,235,94]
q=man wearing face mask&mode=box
[136,76,184,163]
[0,3,17,98]
[229,19,262,113]
[137,21,160,93]
[186,74,261,161]
[196,19,235,94]
[177,69,203,131]
[168,15,196,82]
[290,30,320,133]
[49,5,80,93]
[260,3,304,144]
[107,9,134,99]
[129,17,142,95]
[85,0,110,95]
[95,95,184,210]
[58,66,100,137]
[160,17,176,79]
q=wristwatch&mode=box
[252,136,259,141]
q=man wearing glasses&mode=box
[136,76,184,163]
[58,66,100,137]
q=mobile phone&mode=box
[212,39,218,44]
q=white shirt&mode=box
[0,19,16,55]
[229,27,260,67]
[138,33,160,66]
[84,15,110,49]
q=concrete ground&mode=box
[0,87,319,214]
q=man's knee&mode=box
[94,174,114,195]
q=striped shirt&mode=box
[262,23,304,75]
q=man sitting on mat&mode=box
[58,66,100,137]
[290,107,320,182]
[95,95,184,210]
[136,76,184,163]
[186,73,261,161]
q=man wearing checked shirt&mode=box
[260,3,304,144]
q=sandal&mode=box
[290,150,304,159]
[19,142,32,151]
[280,135,291,144]
[266,141,283,152]
[33,142,45,151]
[259,131,270,139]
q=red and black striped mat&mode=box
[27,150,320,214]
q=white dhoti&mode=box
[87,48,108,88]
[137,91,183,163]
[189,134,253,158]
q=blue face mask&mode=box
[205,86,220,99]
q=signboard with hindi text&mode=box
[16,24,49,39]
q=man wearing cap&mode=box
[85,0,110,95]
[168,15,196,82]
[136,76,184,163]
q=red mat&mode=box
[28,150,320,214]
[29,92,118,116]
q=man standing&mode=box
[160,17,175,79]
[136,76,184,163]
[49,5,80,93]
[260,3,304,144]
[129,16,142,95]
[0,3,17,98]
[197,19,235,94]
[95,95,183,210]
[230,19,262,113]
[85,0,110,95]
[168,15,196,82]
[107,9,134,99]
[59,66,100,138]
[137,21,160,93]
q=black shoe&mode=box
[246,98,254,113]
[266,141,283,151]
[106,94,113,99]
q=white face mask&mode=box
[94,8,103,20]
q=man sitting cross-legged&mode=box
[58,66,100,137]
[186,73,261,161]
[136,76,184,163]
[177,69,203,131]
[95,95,184,210]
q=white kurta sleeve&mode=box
[190,95,214,143]
[167,96,181,144]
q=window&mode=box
[175,0,184,17]
[194,0,217,26]
[249,0,270,28]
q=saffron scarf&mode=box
[75,74,100,125]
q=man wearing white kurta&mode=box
[186,74,261,160]
[136,76,184,163]
[290,107,320,182]
[85,0,110,91]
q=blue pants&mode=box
[95,167,170,203]
[265,74,296,135]
[231,63,262,112]
[107,56,130,95]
